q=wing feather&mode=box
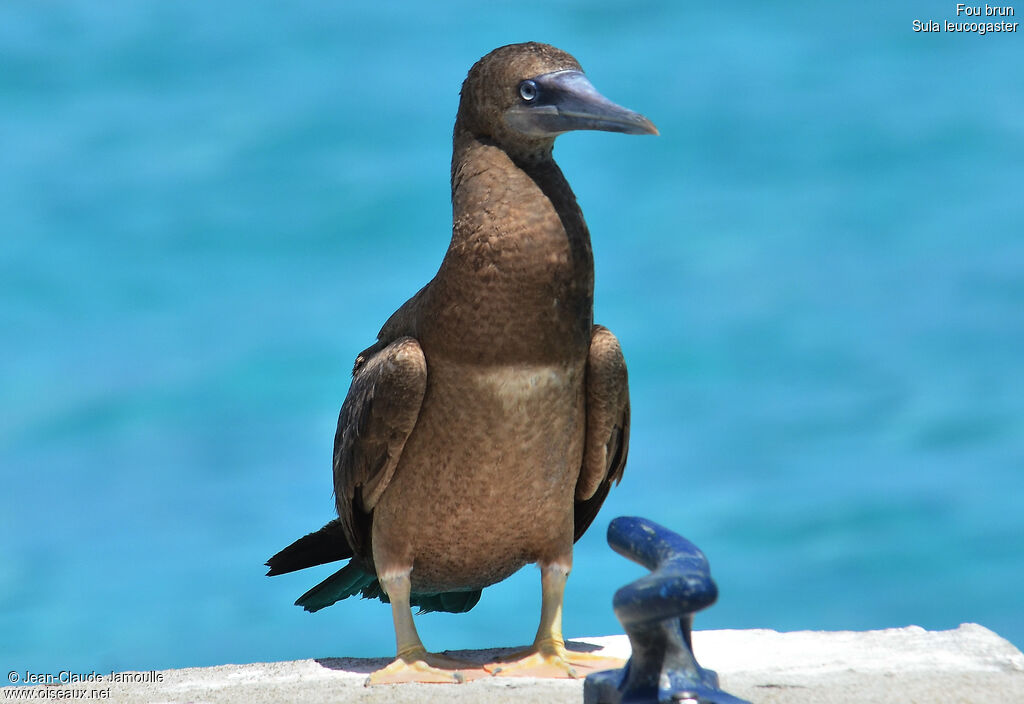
[574,325,630,541]
[333,336,427,560]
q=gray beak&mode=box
[504,69,658,138]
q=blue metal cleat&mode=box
[584,516,751,704]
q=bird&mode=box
[266,41,657,684]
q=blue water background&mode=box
[2,1,1022,675]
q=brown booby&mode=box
[267,42,657,684]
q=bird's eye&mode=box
[518,80,538,102]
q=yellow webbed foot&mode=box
[366,649,487,685]
[484,639,625,679]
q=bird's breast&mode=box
[418,356,586,455]
[470,361,577,412]
[371,355,586,591]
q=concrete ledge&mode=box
[7,624,1022,703]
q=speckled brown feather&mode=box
[330,42,630,595]
[578,325,629,502]
[332,337,426,563]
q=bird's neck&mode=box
[421,131,594,363]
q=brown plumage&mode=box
[267,41,655,682]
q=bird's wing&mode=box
[574,324,630,541]
[333,336,427,560]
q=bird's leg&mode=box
[366,573,478,685]
[485,563,624,678]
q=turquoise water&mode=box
[2,1,1022,676]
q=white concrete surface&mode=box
[6,624,1022,703]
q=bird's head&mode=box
[457,42,658,161]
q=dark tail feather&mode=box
[295,562,377,613]
[427,589,482,614]
[356,581,482,615]
[266,519,352,577]
[271,520,484,615]
[359,580,386,601]
[401,590,482,614]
